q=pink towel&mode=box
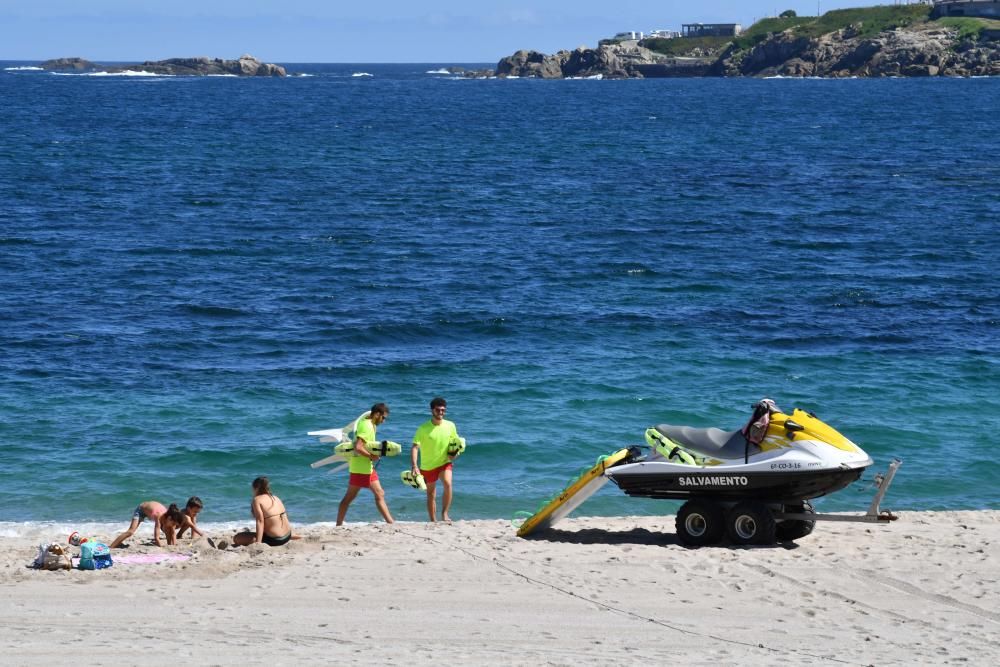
[113,553,191,565]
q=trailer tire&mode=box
[777,501,816,542]
[726,500,776,545]
[675,500,725,546]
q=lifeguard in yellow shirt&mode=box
[336,403,394,526]
[410,397,461,522]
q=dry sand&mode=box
[3,511,998,666]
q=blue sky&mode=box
[2,1,886,63]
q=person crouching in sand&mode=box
[174,496,204,539]
[232,477,300,547]
[110,500,202,548]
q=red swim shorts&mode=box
[421,463,453,484]
[348,470,379,489]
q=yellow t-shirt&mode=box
[349,417,376,475]
[413,419,458,471]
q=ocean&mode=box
[1,62,998,536]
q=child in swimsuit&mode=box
[174,496,204,539]
[159,502,204,545]
[109,501,168,548]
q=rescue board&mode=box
[335,440,402,457]
[310,441,401,468]
[516,448,633,538]
[309,411,393,469]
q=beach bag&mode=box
[36,543,72,570]
[78,541,113,570]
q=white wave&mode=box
[50,69,169,77]
[764,75,836,81]
[426,68,451,75]
[207,73,238,77]
[566,74,603,80]
[352,72,373,77]
[90,70,169,77]
[291,73,315,77]
[4,66,44,71]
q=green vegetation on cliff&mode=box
[638,35,730,57]
[643,4,938,58]
[937,16,1000,40]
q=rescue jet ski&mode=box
[605,399,890,546]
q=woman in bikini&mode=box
[232,477,300,547]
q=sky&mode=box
[1,1,900,63]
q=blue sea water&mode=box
[1,62,998,533]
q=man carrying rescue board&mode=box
[410,397,462,522]
[336,403,395,525]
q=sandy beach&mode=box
[3,510,997,666]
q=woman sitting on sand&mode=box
[232,477,300,547]
[109,501,203,548]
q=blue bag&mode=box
[79,541,113,570]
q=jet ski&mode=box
[605,399,891,546]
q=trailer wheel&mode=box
[675,500,725,546]
[726,500,776,545]
[777,500,816,542]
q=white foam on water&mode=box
[4,66,44,71]
[91,70,170,77]
[352,72,373,77]
[426,68,450,75]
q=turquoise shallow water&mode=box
[1,63,998,529]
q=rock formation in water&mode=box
[40,54,286,77]
[495,44,675,79]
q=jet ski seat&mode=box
[652,424,757,460]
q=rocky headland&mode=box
[491,10,1000,79]
[40,54,286,77]
[714,22,999,77]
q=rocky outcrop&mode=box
[715,24,1000,77]
[496,44,669,79]
[40,54,286,77]
[496,49,567,78]
[39,57,100,72]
